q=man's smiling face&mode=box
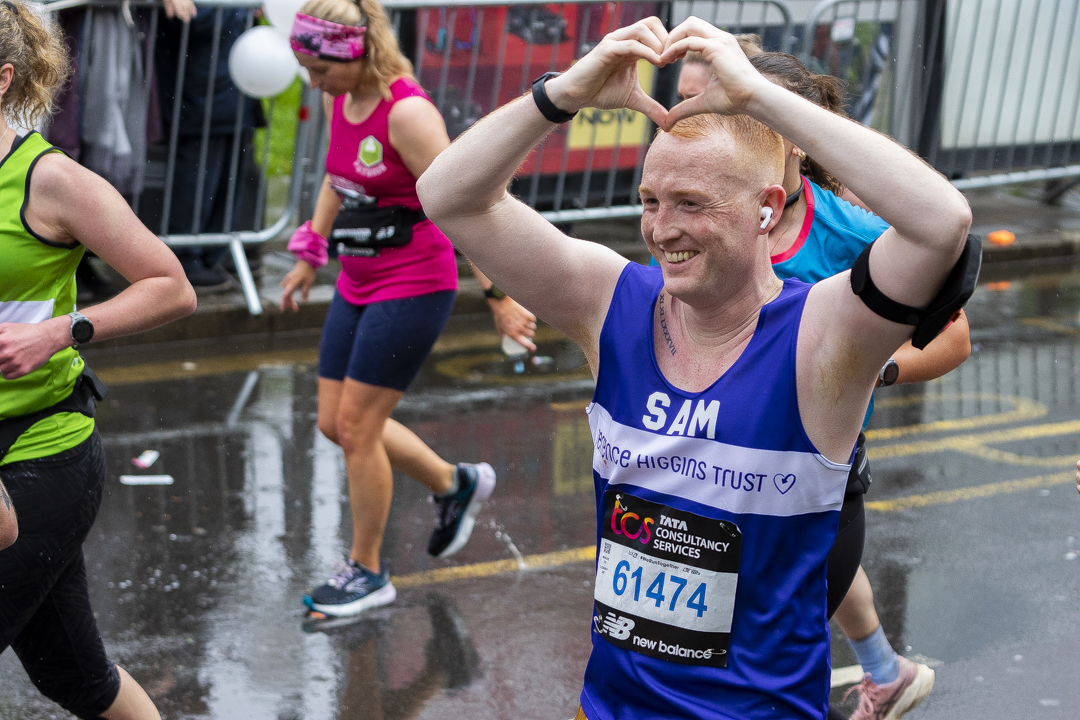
[640,129,771,305]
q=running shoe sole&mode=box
[304,582,397,617]
[884,662,935,720]
[435,462,496,559]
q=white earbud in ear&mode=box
[760,207,773,230]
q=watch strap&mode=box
[531,72,577,124]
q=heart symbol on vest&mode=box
[773,473,797,495]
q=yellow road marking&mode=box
[868,418,1080,461]
[956,445,1080,467]
[1022,317,1080,335]
[434,352,592,384]
[92,326,570,387]
[392,545,595,589]
[552,399,591,412]
[95,348,320,386]
[865,395,1047,441]
[866,472,1074,512]
[392,471,1075,588]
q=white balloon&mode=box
[298,65,311,86]
[264,0,307,32]
[229,26,299,98]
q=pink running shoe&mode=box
[845,656,935,720]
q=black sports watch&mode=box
[531,72,578,124]
[68,311,94,346]
[483,285,506,300]
[878,357,899,387]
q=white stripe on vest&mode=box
[0,299,55,325]
[588,401,849,518]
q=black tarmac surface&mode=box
[3,259,1080,719]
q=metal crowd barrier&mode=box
[43,0,322,315]
[43,0,1079,317]
[383,0,793,223]
[800,0,1080,195]
[41,0,793,315]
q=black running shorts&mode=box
[825,433,870,619]
[0,431,121,719]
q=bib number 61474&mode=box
[613,560,709,617]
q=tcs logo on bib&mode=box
[610,494,653,544]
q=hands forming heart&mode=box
[543,16,770,133]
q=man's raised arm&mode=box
[417,19,670,358]
[661,19,971,341]
[659,18,972,459]
[662,18,971,317]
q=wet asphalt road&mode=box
[3,260,1080,720]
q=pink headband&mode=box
[290,13,366,61]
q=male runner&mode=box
[677,50,966,719]
[418,16,972,719]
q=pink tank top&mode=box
[325,77,458,305]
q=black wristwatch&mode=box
[483,285,506,300]
[531,72,578,124]
[878,357,899,387]
[68,310,94,346]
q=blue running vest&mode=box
[581,264,850,720]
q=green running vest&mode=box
[0,132,93,465]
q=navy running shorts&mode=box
[318,290,456,392]
[0,431,121,719]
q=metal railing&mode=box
[44,0,1080,317]
[43,0,793,314]
[800,0,1080,194]
[43,0,323,314]
[383,0,792,223]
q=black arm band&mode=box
[850,233,982,349]
[532,72,578,124]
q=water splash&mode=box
[489,519,526,570]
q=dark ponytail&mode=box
[749,52,847,195]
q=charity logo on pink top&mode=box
[290,13,366,61]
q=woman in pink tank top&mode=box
[280,0,535,618]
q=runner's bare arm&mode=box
[0,478,16,550]
[0,154,196,380]
[310,93,346,237]
[418,18,670,363]
[281,96,341,312]
[660,18,970,460]
[663,20,970,312]
[891,310,970,385]
[309,91,346,238]
[391,96,538,350]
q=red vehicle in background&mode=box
[410,2,662,210]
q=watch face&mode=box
[882,361,899,386]
[72,318,94,344]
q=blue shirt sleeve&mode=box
[772,180,889,284]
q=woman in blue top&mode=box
[676,50,970,720]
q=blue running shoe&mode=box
[304,559,396,617]
[428,462,496,559]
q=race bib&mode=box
[593,490,741,667]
